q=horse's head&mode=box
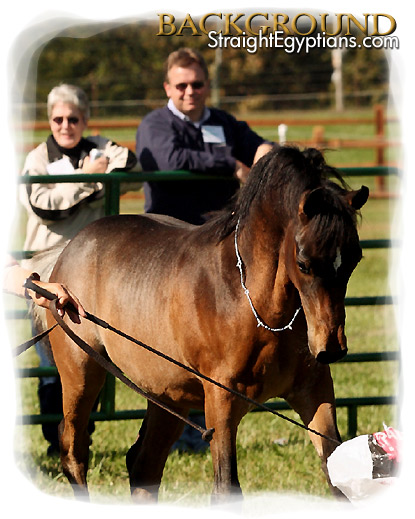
[204,145,369,364]
[285,182,369,364]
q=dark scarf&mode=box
[46,135,96,168]
[25,135,103,221]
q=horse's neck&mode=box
[236,216,293,306]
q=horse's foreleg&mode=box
[204,384,247,504]
[285,365,345,499]
[127,401,187,503]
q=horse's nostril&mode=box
[316,349,347,364]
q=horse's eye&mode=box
[297,261,310,275]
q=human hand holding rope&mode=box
[23,276,86,323]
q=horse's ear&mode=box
[346,186,369,210]
[298,188,326,224]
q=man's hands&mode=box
[234,160,251,183]
[234,143,274,183]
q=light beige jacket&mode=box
[20,135,136,252]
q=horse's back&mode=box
[79,213,195,247]
[55,213,194,271]
[52,213,203,324]
[49,213,213,404]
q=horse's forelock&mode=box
[300,183,359,258]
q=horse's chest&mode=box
[233,339,294,400]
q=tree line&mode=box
[18,19,389,119]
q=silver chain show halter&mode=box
[234,219,302,332]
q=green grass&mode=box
[9,110,400,506]
[11,192,399,505]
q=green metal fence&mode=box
[13,166,400,437]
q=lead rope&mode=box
[234,219,302,332]
[49,299,215,442]
[19,278,340,446]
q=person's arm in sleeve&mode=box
[233,118,276,165]
[137,115,236,176]
[90,136,137,172]
[3,255,86,322]
[232,118,276,182]
[89,138,138,195]
[21,146,105,221]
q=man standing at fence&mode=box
[135,47,275,225]
[135,48,274,451]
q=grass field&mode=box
[9,109,401,507]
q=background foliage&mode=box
[18,19,390,119]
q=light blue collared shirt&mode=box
[167,99,211,128]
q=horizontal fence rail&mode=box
[18,165,401,215]
[18,106,399,179]
[13,166,399,437]
[17,166,402,181]
[19,115,398,132]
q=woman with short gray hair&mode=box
[21,83,137,251]
[47,83,90,120]
[19,83,137,456]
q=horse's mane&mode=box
[200,145,355,244]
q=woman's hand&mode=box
[82,155,109,174]
[29,281,86,323]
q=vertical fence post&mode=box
[374,104,386,194]
[98,176,122,416]
[311,126,325,148]
[99,373,116,418]
[104,177,121,215]
[347,404,358,438]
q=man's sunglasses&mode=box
[52,116,80,125]
[174,81,205,92]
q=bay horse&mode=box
[45,145,368,503]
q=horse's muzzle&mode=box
[316,348,348,364]
[310,326,348,364]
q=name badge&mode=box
[201,125,226,144]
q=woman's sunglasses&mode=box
[52,116,80,125]
[174,81,205,92]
